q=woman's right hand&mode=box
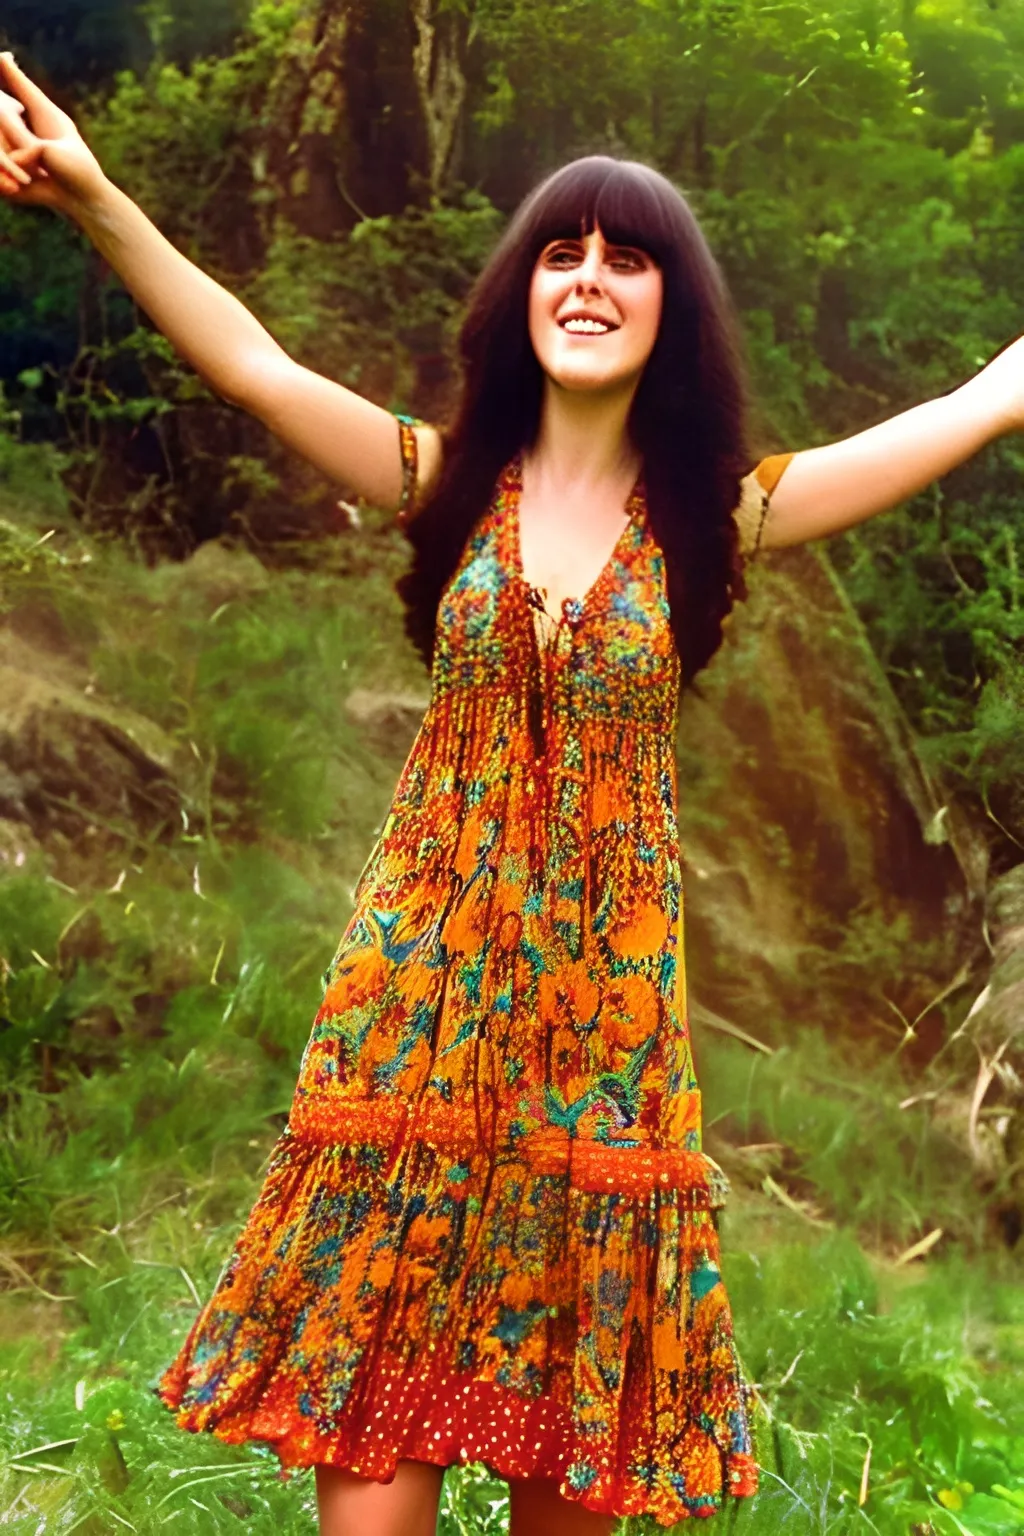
[0,53,109,215]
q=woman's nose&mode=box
[574,258,604,293]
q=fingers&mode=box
[0,141,31,187]
[0,92,35,151]
[0,86,43,191]
[10,141,47,174]
[0,52,66,140]
[0,141,54,202]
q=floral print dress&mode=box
[159,422,793,1526]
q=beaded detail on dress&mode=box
[158,434,792,1525]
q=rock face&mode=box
[0,630,188,887]
[979,865,1024,1048]
[0,537,276,886]
[677,545,985,1052]
[961,864,1024,1225]
[344,687,430,755]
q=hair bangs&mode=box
[520,157,685,269]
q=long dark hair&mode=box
[396,155,751,685]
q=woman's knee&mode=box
[315,1458,444,1536]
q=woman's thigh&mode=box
[315,1459,444,1536]
[507,1475,618,1536]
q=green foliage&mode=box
[240,194,504,395]
[0,390,73,525]
[91,576,384,839]
[82,2,300,249]
[718,1237,1024,1536]
[832,447,1024,847]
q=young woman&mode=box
[0,50,1020,1536]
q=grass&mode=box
[0,449,1021,1533]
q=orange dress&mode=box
[159,424,793,1526]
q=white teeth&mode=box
[562,317,611,334]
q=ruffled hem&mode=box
[158,1365,759,1525]
[157,1124,759,1526]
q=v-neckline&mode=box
[505,455,646,626]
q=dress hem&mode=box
[155,1374,760,1526]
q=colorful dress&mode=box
[159,424,793,1526]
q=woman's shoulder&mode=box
[394,414,444,529]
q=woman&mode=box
[0,50,1020,1536]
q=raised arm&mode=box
[0,53,442,513]
[761,336,1024,548]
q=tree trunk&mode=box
[408,0,470,197]
[259,0,356,238]
[255,0,445,232]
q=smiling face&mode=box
[527,223,664,396]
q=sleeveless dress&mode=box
[159,423,793,1527]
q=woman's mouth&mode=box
[558,312,620,335]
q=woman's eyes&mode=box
[543,244,647,271]
[541,246,582,268]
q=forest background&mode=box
[1,0,1024,1531]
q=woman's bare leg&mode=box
[507,1475,618,1536]
[315,1459,445,1536]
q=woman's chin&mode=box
[544,362,641,397]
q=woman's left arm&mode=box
[762,334,1024,548]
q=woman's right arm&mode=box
[0,53,442,513]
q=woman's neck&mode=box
[524,377,641,496]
